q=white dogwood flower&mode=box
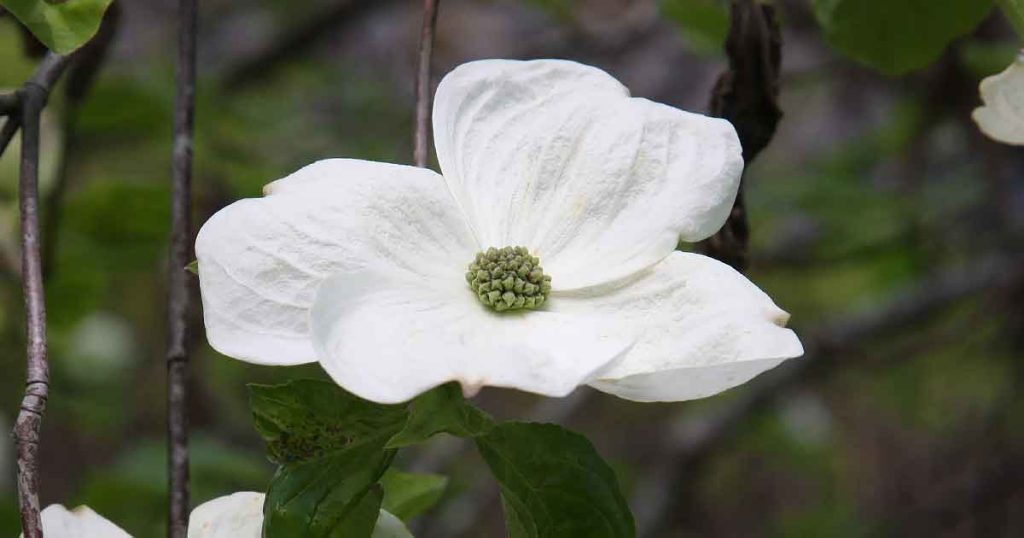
[196,59,802,404]
[973,50,1024,146]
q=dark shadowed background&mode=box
[1,0,1023,536]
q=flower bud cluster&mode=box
[466,246,552,311]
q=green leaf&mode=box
[1000,0,1024,39]
[660,0,729,56]
[346,488,388,538]
[0,0,114,54]
[386,382,494,448]
[185,260,198,275]
[249,380,409,538]
[475,422,636,538]
[380,469,448,522]
[812,0,995,75]
[249,379,408,464]
[264,447,388,538]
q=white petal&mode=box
[973,52,1024,146]
[196,159,477,365]
[549,252,803,402]
[24,505,131,538]
[433,59,743,290]
[311,269,631,403]
[372,510,413,538]
[188,492,263,538]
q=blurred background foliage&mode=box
[1,0,1023,536]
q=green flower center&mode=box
[466,246,552,312]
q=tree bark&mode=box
[698,0,783,272]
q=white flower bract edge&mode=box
[973,51,1024,146]
[195,58,803,404]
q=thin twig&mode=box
[414,0,440,167]
[167,0,197,535]
[12,51,71,538]
[0,116,19,156]
[698,0,783,272]
[636,256,1024,536]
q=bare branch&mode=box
[636,256,1024,537]
[167,0,197,535]
[698,0,783,271]
[414,0,440,167]
[12,50,70,538]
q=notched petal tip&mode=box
[460,379,484,398]
[770,307,791,328]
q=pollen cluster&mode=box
[466,246,552,312]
